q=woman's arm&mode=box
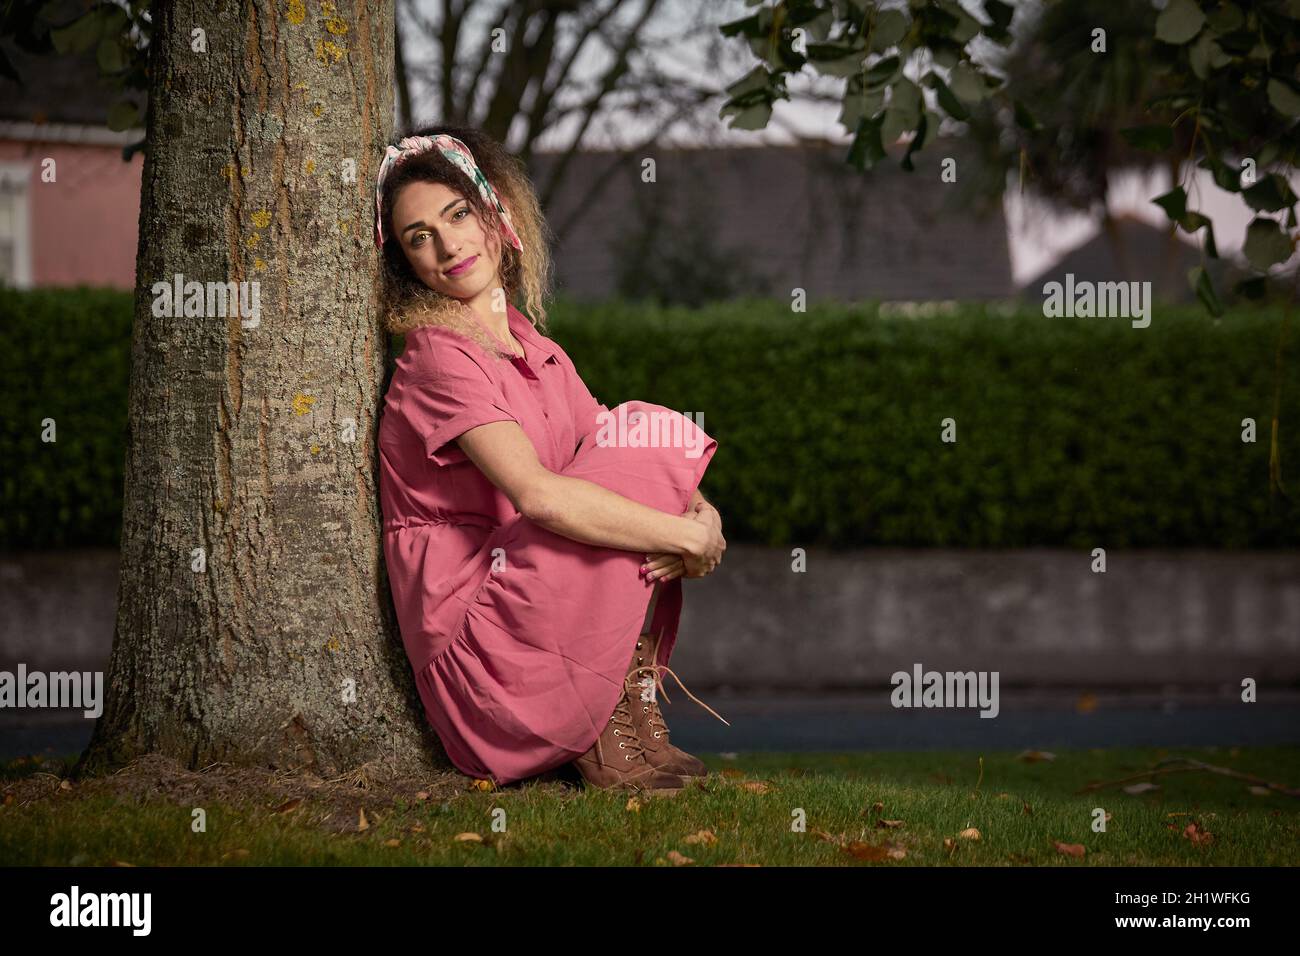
[455,419,710,556]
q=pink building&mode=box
[0,41,142,290]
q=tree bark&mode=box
[78,0,444,779]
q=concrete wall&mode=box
[3,546,1299,691]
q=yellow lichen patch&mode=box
[325,15,348,36]
[286,0,305,25]
[305,159,316,174]
[338,219,350,233]
[315,38,346,66]
[291,393,316,416]
[253,258,266,271]
[221,163,236,179]
[251,210,272,229]
[245,233,260,248]
[324,635,340,652]
[310,444,322,455]
[311,103,324,117]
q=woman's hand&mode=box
[640,502,724,583]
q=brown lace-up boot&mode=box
[571,673,686,797]
[627,629,726,780]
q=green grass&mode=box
[2,747,1297,866]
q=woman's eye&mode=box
[452,207,469,222]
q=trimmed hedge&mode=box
[1,286,132,550]
[3,287,1297,549]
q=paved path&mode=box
[4,692,1297,763]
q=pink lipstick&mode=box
[447,255,478,276]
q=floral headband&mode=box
[374,134,524,253]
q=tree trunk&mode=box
[78,0,444,779]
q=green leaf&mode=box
[1267,78,1300,118]
[839,77,886,131]
[869,9,910,52]
[881,106,912,144]
[864,55,901,90]
[923,71,969,121]
[807,42,866,78]
[936,0,981,44]
[97,36,125,73]
[1204,2,1244,33]
[1189,266,1223,317]
[1120,125,1174,151]
[50,8,105,55]
[1242,216,1294,271]
[1155,0,1206,45]
[1013,99,1041,132]
[1152,186,1188,222]
[847,113,887,172]
[1243,174,1299,213]
[106,99,139,132]
[947,61,987,103]
[900,113,930,172]
[984,0,1014,30]
[890,76,922,127]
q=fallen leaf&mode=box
[720,768,746,779]
[810,829,839,843]
[739,781,771,794]
[875,819,905,829]
[409,823,426,833]
[683,829,717,846]
[871,801,885,813]
[959,827,981,840]
[453,832,483,843]
[666,850,693,866]
[1123,782,1160,795]
[845,842,890,861]
[357,808,369,831]
[625,796,643,813]
[1017,750,1056,763]
[274,797,303,814]
[1022,801,1034,815]
[415,791,430,801]
[1182,822,1214,846]
[884,841,907,860]
[1053,841,1085,857]
[470,778,495,792]
[59,780,72,790]
[384,838,401,848]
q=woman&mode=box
[374,125,728,796]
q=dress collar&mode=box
[507,303,559,367]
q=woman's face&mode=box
[392,180,503,299]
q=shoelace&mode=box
[628,662,731,729]
[608,692,647,761]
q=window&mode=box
[0,161,33,288]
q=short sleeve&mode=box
[401,341,520,466]
[562,354,610,452]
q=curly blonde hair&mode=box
[376,124,555,358]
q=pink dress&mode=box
[378,303,717,785]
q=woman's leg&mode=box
[426,402,716,785]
